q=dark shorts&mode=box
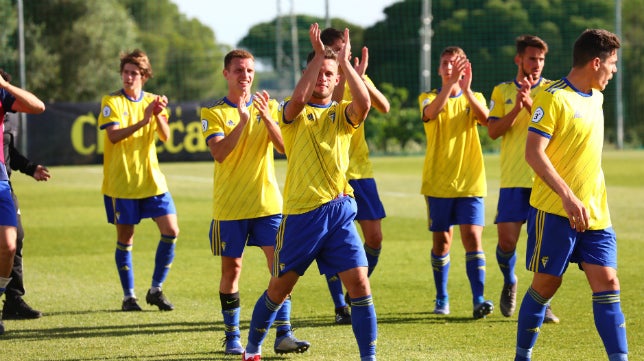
[526,207,617,276]
[425,196,485,232]
[0,181,17,227]
[494,187,531,223]
[349,178,386,220]
[273,196,367,277]
[209,215,282,257]
[103,192,176,225]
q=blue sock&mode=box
[431,252,450,301]
[246,291,281,354]
[152,235,176,288]
[350,295,377,359]
[364,244,381,277]
[115,242,135,297]
[515,287,549,360]
[274,295,292,335]
[593,290,628,359]
[326,274,347,308]
[220,292,241,338]
[466,251,486,305]
[496,246,517,284]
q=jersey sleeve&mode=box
[98,95,121,130]
[488,85,505,120]
[528,91,558,139]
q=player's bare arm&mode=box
[525,131,589,231]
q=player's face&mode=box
[223,57,255,96]
[121,63,144,92]
[312,59,339,100]
[593,50,618,91]
[438,54,458,82]
[518,46,546,81]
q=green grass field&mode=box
[1,151,642,360]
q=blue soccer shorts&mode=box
[526,207,618,276]
[494,187,531,224]
[273,195,367,277]
[0,180,17,227]
[103,192,176,225]
[349,178,386,221]
[208,214,282,257]
[425,196,485,232]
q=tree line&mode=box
[2,0,643,153]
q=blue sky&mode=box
[173,0,400,46]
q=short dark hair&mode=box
[0,68,11,82]
[572,29,621,68]
[516,35,548,55]
[320,27,344,46]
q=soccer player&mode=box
[487,35,559,323]
[200,49,309,355]
[320,27,390,325]
[0,68,45,335]
[0,71,46,323]
[418,46,494,319]
[243,23,377,361]
[515,29,627,361]
[98,49,178,312]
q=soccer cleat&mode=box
[242,351,261,361]
[2,297,43,319]
[274,330,311,354]
[121,297,142,312]
[499,281,517,317]
[433,298,450,315]
[222,335,244,355]
[543,304,560,324]
[473,300,494,319]
[335,306,352,325]
[146,289,174,311]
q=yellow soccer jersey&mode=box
[489,78,551,188]
[345,76,375,180]
[280,100,356,214]
[98,90,169,199]
[418,89,487,198]
[200,96,282,220]
[528,78,610,229]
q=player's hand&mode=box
[309,23,324,56]
[33,165,50,181]
[457,58,473,91]
[353,46,369,77]
[562,194,589,232]
[153,95,168,115]
[253,90,272,121]
[237,92,250,125]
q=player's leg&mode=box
[579,228,627,360]
[516,208,569,360]
[2,190,39,320]
[147,212,178,311]
[325,272,350,324]
[426,196,454,314]
[340,266,377,361]
[245,271,300,360]
[456,197,492,318]
[496,221,521,317]
[115,223,139,310]
[358,219,383,277]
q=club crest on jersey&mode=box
[330,111,336,123]
[532,106,545,123]
[256,114,262,123]
[307,113,314,121]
